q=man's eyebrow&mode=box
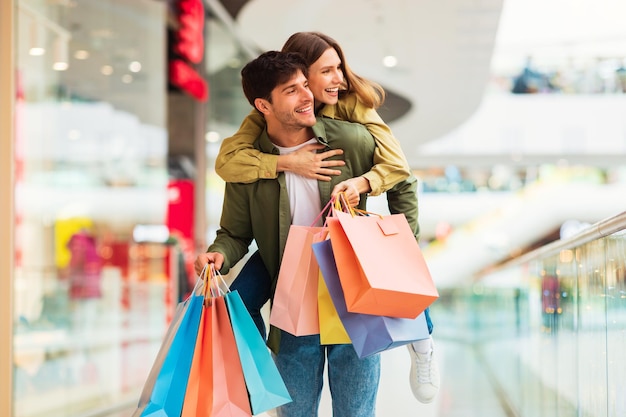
[279,81,299,93]
[281,83,296,91]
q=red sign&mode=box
[169,0,208,101]
[166,179,195,241]
[175,0,204,64]
[169,59,208,101]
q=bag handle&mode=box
[181,264,209,302]
[308,198,336,227]
[308,191,370,228]
[332,192,383,219]
[351,207,383,219]
[211,266,231,296]
[198,263,230,305]
[332,192,354,215]
[310,193,354,230]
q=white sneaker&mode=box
[408,340,440,403]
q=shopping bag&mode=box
[328,210,438,318]
[313,239,430,358]
[269,225,326,335]
[317,270,350,345]
[181,296,213,417]
[132,300,187,417]
[140,283,204,417]
[225,290,292,414]
[182,266,251,417]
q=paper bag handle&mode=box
[332,192,383,219]
[199,263,231,305]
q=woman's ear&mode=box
[254,98,271,115]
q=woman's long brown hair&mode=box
[281,31,385,109]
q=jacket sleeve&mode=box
[207,183,254,273]
[385,174,420,241]
[331,95,411,196]
[214,109,278,183]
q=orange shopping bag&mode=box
[182,265,251,417]
[327,209,438,319]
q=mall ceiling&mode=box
[208,0,505,162]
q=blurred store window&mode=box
[14,1,170,416]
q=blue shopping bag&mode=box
[312,239,429,358]
[225,290,292,415]
[132,300,187,417]
[140,290,204,417]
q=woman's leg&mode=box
[408,307,439,403]
[424,307,434,334]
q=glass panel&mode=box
[553,251,578,417]
[436,223,625,417]
[576,241,608,417]
[14,1,168,415]
[606,232,626,417]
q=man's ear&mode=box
[254,98,271,115]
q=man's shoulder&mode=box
[316,116,370,136]
[314,117,375,154]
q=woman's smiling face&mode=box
[306,47,344,108]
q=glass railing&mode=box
[430,211,626,416]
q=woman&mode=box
[215,31,411,203]
[200,31,439,405]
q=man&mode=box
[196,51,419,417]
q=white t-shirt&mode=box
[274,138,323,227]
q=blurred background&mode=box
[2,0,625,416]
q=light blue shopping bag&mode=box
[225,290,292,415]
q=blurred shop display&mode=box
[13,0,172,414]
[166,178,197,302]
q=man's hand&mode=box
[194,252,225,276]
[277,143,345,181]
[331,176,372,207]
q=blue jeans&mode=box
[231,250,435,337]
[274,332,380,417]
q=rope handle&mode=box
[308,191,382,227]
[332,192,383,218]
[199,263,231,306]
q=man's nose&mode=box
[299,86,314,101]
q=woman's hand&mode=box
[277,143,345,181]
[331,176,371,207]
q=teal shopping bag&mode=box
[225,290,292,415]
[312,239,429,359]
[140,291,204,417]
